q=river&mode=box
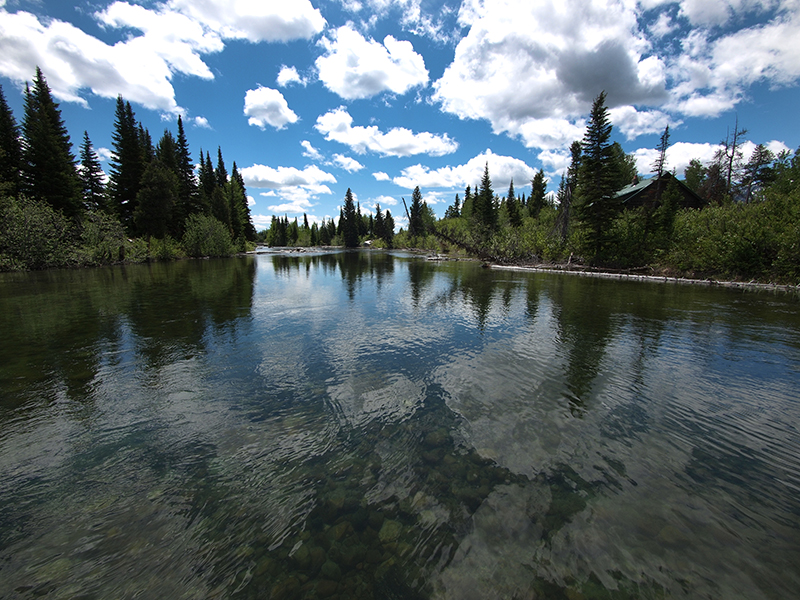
[1,251,798,599]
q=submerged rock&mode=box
[379,519,403,544]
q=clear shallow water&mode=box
[1,251,799,599]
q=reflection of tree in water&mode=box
[0,257,257,408]
[548,276,614,415]
[127,257,256,369]
[271,251,396,302]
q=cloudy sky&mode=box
[1,0,799,229]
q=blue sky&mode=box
[1,0,799,231]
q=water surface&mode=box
[1,251,799,599]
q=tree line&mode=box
[398,92,799,283]
[0,67,256,270]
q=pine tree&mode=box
[174,115,200,222]
[408,185,424,237]
[575,91,619,261]
[506,179,521,227]
[20,67,81,217]
[652,124,670,181]
[78,131,106,211]
[474,162,497,230]
[134,161,177,240]
[342,188,359,247]
[231,163,256,241]
[215,147,228,187]
[374,202,386,241]
[0,83,22,196]
[529,169,547,218]
[383,210,395,247]
[109,96,145,231]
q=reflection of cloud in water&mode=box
[327,372,425,428]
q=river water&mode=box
[1,251,798,599]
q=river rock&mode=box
[379,519,403,544]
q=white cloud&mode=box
[193,116,211,128]
[433,0,668,150]
[373,171,391,181]
[0,0,324,115]
[608,106,675,139]
[332,154,365,172]
[244,86,298,129]
[166,0,325,43]
[301,140,323,161]
[392,149,537,191]
[276,65,307,87]
[315,106,458,157]
[241,164,336,189]
[96,147,114,162]
[315,24,428,100]
[370,194,399,207]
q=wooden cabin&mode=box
[614,173,706,210]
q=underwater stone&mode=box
[379,519,403,544]
[316,579,339,598]
[321,559,342,581]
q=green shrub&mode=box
[0,195,77,270]
[181,213,235,257]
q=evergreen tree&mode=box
[78,131,106,211]
[461,185,473,219]
[506,179,521,227]
[20,67,81,217]
[174,115,200,221]
[109,96,145,231]
[215,147,228,187]
[134,160,177,240]
[342,188,359,247]
[198,150,216,204]
[374,202,386,240]
[684,159,706,193]
[609,142,637,192]
[652,124,670,181]
[0,84,21,196]
[383,210,395,247]
[741,143,775,202]
[444,193,461,219]
[408,186,424,237]
[529,169,547,218]
[231,162,256,241]
[575,91,619,261]
[474,162,497,231]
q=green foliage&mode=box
[149,235,183,261]
[341,188,359,247]
[79,210,128,264]
[134,161,178,239]
[0,195,77,270]
[181,213,236,257]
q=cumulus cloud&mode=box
[433,0,668,150]
[315,107,458,157]
[301,140,323,161]
[373,171,391,181]
[392,149,537,191]
[241,164,336,215]
[244,86,298,129]
[332,154,365,172]
[193,116,211,128]
[166,0,325,42]
[0,0,324,114]
[315,25,428,99]
[277,65,307,87]
[370,194,399,207]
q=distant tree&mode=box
[20,67,81,217]
[78,131,106,211]
[231,163,256,241]
[651,124,670,181]
[699,162,727,205]
[506,179,522,227]
[461,185,473,219]
[575,91,620,261]
[529,169,547,218]
[198,150,216,203]
[609,142,638,192]
[342,188,359,247]
[716,116,747,198]
[0,84,21,196]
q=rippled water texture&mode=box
[1,251,799,599]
